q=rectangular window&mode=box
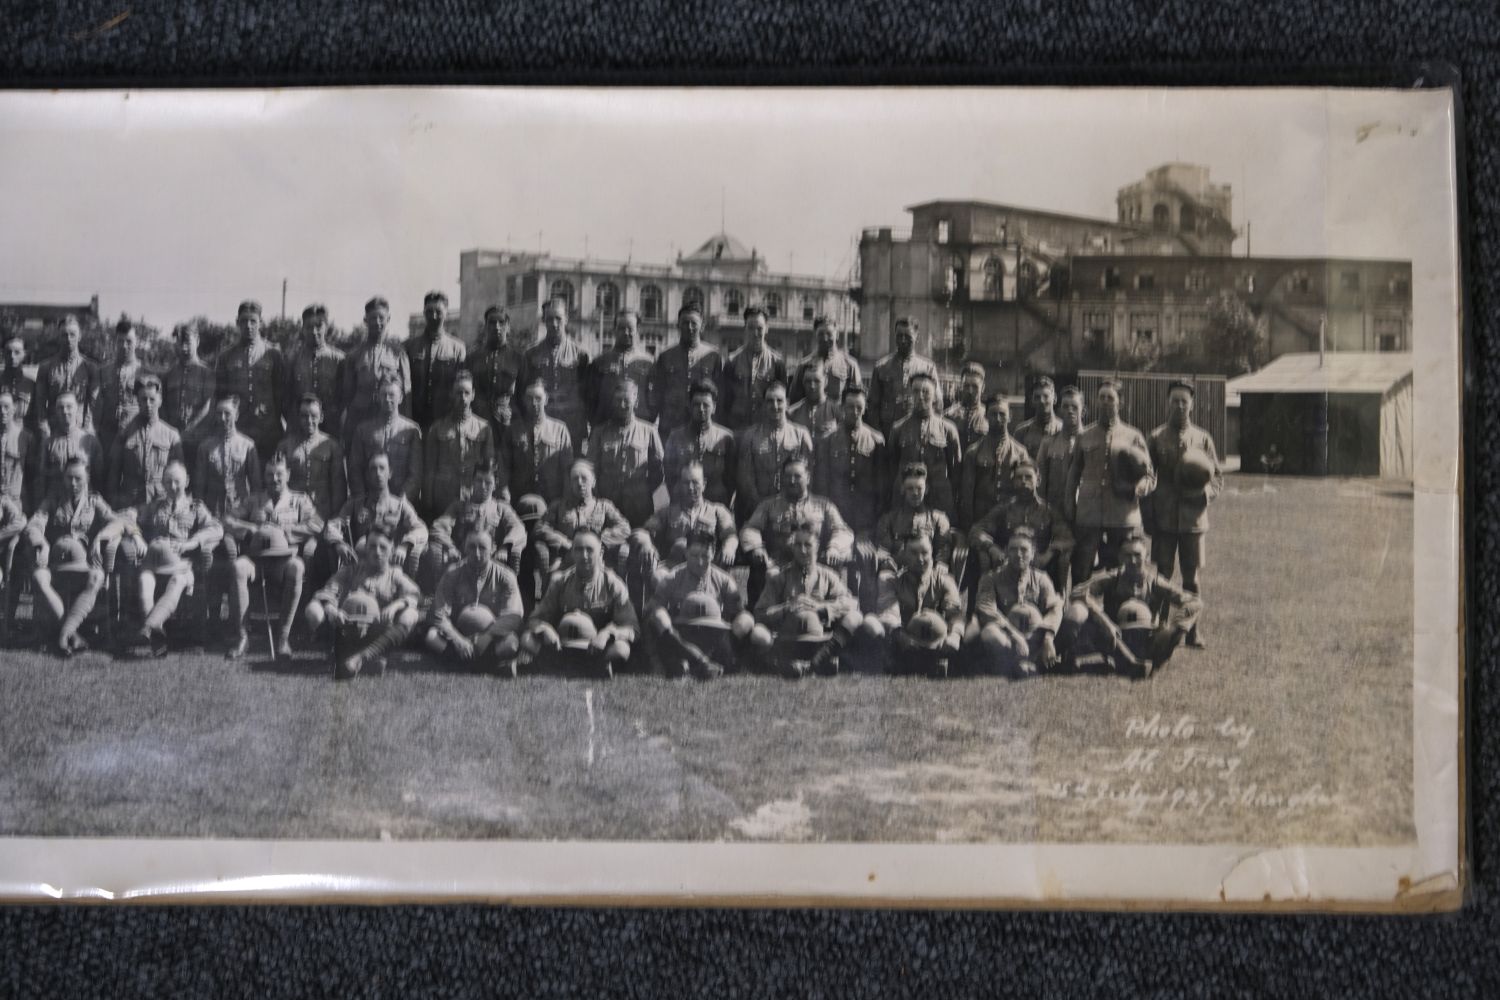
[802,300,815,321]
[506,275,518,306]
[1291,273,1311,294]
[1131,312,1158,343]
[936,219,950,244]
[520,275,538,303]
[1135,272,1155,291]
[1179,310,1209,338]
[1184,271,1206,292]
[1389,275,1411,297]
[1103,267,1122,290]
[1083,310,1111,343]
[1340,270,1362,291]
[1373,314,1404,351]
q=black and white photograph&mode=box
[0,86,1462,907]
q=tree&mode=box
[1200,290,1266,377]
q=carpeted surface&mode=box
[0,2,1496,996]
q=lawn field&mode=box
[0,474,1414,845]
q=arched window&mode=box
[682,286,704,313]
[1152,204,1171,232]
[764,292,782,319]
[723,288,743,318]
[1179,203,1197,233]
[549,279,575,312]
[640,284,663,321]
[983,256,1003,298]
[595,281,619,318]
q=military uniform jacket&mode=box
[736,421,815,512]
[1147,421,1223,535]
[943,401,989,453]
[646,562,743,621]
[195,431,262,519]
[1,424,36,511]
[162,360,216,447]
[956,434,1030,530]
[1034,429,1080,515]
[874,566,965,633]
[519,336,591,444]
[328,491,428,551]
[586,349,657,425]
[0,369,35,424]
[585,418,664,525]
[536,496,631,552]
[968,492,1068,557]
[94,358,143,449]
[721,346,787,429]
[975,563,1063,633]
[314,562,421,612]
[789,351,861,407]
[34,354,99,434]
[652,341,722,439]
[868,351,937,434]
[1072,566,1198,622]
[284,342,345,429]
[29,491,116,546]
[498,416,573,506]
[216,340,284,450]
[531,565,638,642]
[754,563,857,631]
[1015,412,1061,462]
[229,488,323,544]
[349,415,423,502]
[129,496,222,552]
[37,430,104,501]
[423,413,496,515]
[741,493,853,565]
[1066,419,1155,530]
[430,558,523,628]
[663,421,736,507]
[341,339,412,439]
[406,331,468,427]
[641,499,737,558]
[812,422,886,536]
[430,496,528,558]
[106,416,183,509]
[275,430,348,522]
[889,413,962,514]
[789,396,841,442]
[465,343,524,429]
[875,505,954,564]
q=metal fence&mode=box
[1077,370,1228,455]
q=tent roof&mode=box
[1226,352,1413,402]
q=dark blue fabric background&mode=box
[0,3,1493,996]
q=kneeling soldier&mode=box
[1057,530,1200,678]
[864,530,965,678]
[521,528,638,679]
[642,529,751,680]
[422,528,525,674]
[306,526,422,680]
[26,456,119,656]
[966,526,1062,676]
[748,521,862,679]
[421,461,527,589]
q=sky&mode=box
[0,86,1457,334]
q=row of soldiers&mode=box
[0,292,1222,681]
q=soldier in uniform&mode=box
[0,390,37,513]
[662,379,736,508]
[283,303,344,435]
[1146,380,1223,649]
[643,530,751,680]
[721,305,788,430]
[25,456,118,656]
[734,380,814,523]
[518,298,591,447]
[422,370,495,521]
[887,372,962,520]
[865,530,965,678]
[406,290,468,428]
[740,456,853,608]
[747,520,862,679]
[789,316,861,408]
[422,528,525,672]
[194,394,262,522]
[586,308,656,427]
[0,336,35,425]
[421,461,527,587]
[306,526,422,680]
[93,319,144,455]
[324,452,428,579]
[943,362,989,452]
[532,459,631,580]
[652,302,722,440]
[1064,378,1155,582]
[215,300,285,461]
[813,384,886,539]
[627,460,737,608]
[1014,375,1061,460]
[105,374,183,510]
[498,378,574,508]
[33,314,100,437]
[521,527,638,679]
[466,306,524,440]
[788,362,841,442]
[0,488,26,643]
[1035,385,1084,521]
[275,394,348,525]
[341,296,412,448]
[348,375,423,504]
[867,315,937,437]
[956,392,1029,531]
[37,392,104,501]
[585,380,664,528]
[968,459,1069,579]
[875,463,956,568]
[163,323,217,463]
[965,526,1063,675]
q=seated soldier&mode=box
[862,530,965,678]
[642,529,752,680]
[306,526,422,680]
[875,462,956,568]
[585,379,664,529]
[531,459,630,580]
[739,456,852,609]
[422,528,525,674]
[967,459,1070,577]
[116,459,223,656]
[521,528,638,680]
[0,491,28,643]
[626,461,736,605]
[220,453,324,659]
[1057,530,1201,679]
[420,461,527,589]
[25,456,119,656]
[324,452,428,579]
[965,526,1063,676]
[748,520,862,679]
[512,491,550,610]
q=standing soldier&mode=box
[788,362,841,442]
[497,378,574,508]
[0,336,35,425]
[943,363,990,452]
[104,374,183,510]
[1146,380,1222,649]
[1064,378,1155,582]
[215,300,285,462]
[789,317,861,408]
[422,370,495,520]
[956,392,1028,531]
[721,305,787,430]
[25,456,119,656]
[653,302,722,440]
[36,392,104,501]
[34,315,100,437]
[162,323,217,464]
[341,296,412,448]
[194,394,262,523]
[585,380,664,528]
[1014,376,1061,459]
[518,298,590,447]
[1035,385,1085,517]
[348,376,423,505]
[0,391,37,513]
[662,379,736,509]
[586,309,656,427]
[406,290,468,428]
[93,319,144,455]
[887,372,962,520]
[734,381,814,524]
[275,394,348,524]
[813,385,886,539]
[283,303,344,435]
[466,306,524,440]
[867,315,937,437]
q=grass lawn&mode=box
[0,473,1414,845]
